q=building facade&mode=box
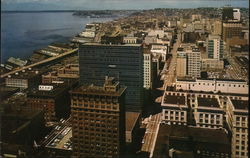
[70,77,126,158]
[175,78,248,94]
[176,48,187,77]
[143,51,152,89]
[186,48,201,78]
[222,21,242,41]
[194,97,224,129]
[226,98,248,158]
[207,35,224,60]
[161,91,188,125]
[78,43,143,112]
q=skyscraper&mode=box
[222,7,234,22]
[70,77,126,158]
[78,43,143,112]
[207,35,224,60]
[222,7,242,42]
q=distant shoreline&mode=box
[1,7,248,13]
[1,10,138,13]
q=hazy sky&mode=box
[1,0,249,11]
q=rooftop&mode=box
[231,99,248,111]
[163,95,185,105]
[28,80,78,98]
[153,124,230,158]
[197,97,220,108]
[71,77,126,97]
[126,112,140,132]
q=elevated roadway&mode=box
[1,48,78,78]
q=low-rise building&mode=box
[123,36,138,44]
[194,97,224,129]
[175,78,248,94]
[126,112,141,144]
[150,44,168,61]
[152,125,231,158]
[5,69,47,89]
[27,81,78,123]
[161,92,188,125]
[201,58,224,70]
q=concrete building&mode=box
[79,43,143,112]
[57,64,79,79]
[168,20,177,28]
[226,98,248,158]
[175,78,248,94]
[5,69,47,89]
[150,44,168,61]
[153,125,231,158]
[27,81,78,122]
[176,48,187,77]
[201,58,224,70]
[125,112,141,144]
[207,35,224,60]
[147,30,165,38]
[194,97,224,129]
[70,77,126,158]
[42,71,62,84]
[161,91,188,125]
[143,50,152,89]
[212,20,222,35]
[233,9,241,21]
[1,101,45,151]
[222,21,242,41]
[191,14,202,22]
[186,47,201,78]
[123,36,138,44]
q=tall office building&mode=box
[70,77,126,158]
[187,47,201,78]
[78,43,143,112]
[207,35,224,60]
[222,7,242,42]
[176,48,187,77]
[143,50,152,89]
[222,7,234,21]
[222,21,242,41]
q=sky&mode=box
[1,0,249,11]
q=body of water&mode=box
[1,12,113,63]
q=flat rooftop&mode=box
[163,95,185,105]
[231,100,248,110]
[197,97,220,108]
[126,112,140,132]
[71,84,126,97]
[153,124,230,158]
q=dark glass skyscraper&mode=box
[79,43,143,112]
